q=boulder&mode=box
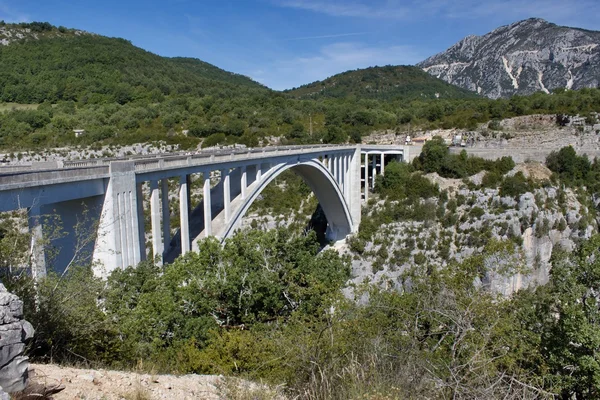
[0,283,34,393]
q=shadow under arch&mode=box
[220,159,353,242]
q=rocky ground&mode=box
[28,363,284,400]
[342,161,597,296]
[0,142,180,165]
[365,114,600,153]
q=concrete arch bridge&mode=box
[0,145,408,277]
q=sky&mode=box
[3,0,600,90]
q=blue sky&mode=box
[3,0,600,90]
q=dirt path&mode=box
[30,363,224,399]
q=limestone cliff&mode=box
[345,164,596,296]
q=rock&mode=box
[0,283,34,393]
[78,374,95,382]
[418,18,600,99]
[501,196,517,208]
[567,210,579,226]
[469,171,486,186]
[546,187,557,199]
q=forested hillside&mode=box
[285,65,479,100]
[0,22,600,153]
[0,32,265,105]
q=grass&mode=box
[216,377,284,400]
[121,386,153,400]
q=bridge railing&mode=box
[0,166,109,188]
[133,144,354,173]
[0,144,359,182]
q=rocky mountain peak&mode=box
[418,18,600,98]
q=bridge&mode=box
[0,144,409,278]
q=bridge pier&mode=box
[203,172,212,238]
[161,179,170,260]
[28,205,46,279]
[93,161,145,276]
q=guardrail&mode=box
[0,166,109,188]
[0,145,359,186]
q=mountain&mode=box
[418,18,600,99]
[285,65,479,100]
[0,22,266,104]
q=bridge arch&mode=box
[217,158,354,243]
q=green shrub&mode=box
[499,172,531,199]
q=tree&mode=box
[416,136,448,173]
[537,236,600,398]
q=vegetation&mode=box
[1,23,600,151]
[286,65,479,100]
[6,225,600,398]
[413,136,515,178]
[546,145,600,193]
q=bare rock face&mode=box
[419,18,600,99]
[0,283,34,394]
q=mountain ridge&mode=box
[418,18,600,99]
[285,65,479,101]
[0,21,266,104]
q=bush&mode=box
[499,172,531,199]
[481,171,502,188]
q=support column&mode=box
[203,171,212,238]
[380,153,385,176]
[161,179,170,254]
[28,204,46,279]
[350,147,362,231]
[256,163,262,182]
[344,154,349,200]
[333,155,338,183]
[341,154,346,197]
[364,153,369,202]
[338,156,342,185]
[179,175,190,255]
[223,169,231,223]
[371,155,376,189]
[150,181,163,263]
[241,166,247,200]
[135,183,146,263]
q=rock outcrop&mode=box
[0,283,34,394]
[345,169,595,297]
[419,18,600,99]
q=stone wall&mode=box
[0,282,34,394]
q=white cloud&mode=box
[250,41,426,90]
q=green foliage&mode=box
[286,65,479,101]
[499,171,533,199]
[107,229,348,370]
[6,266,118,365]
[376,161,439,201]
[513,235,600,398]
[545,146,600,196]
[414,137,515,179]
